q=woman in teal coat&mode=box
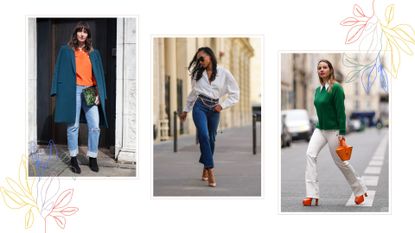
[50,21,108,174]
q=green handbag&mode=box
[82,86,97,106]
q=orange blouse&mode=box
[75,49,96,86]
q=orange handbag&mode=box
[336,138,353,161]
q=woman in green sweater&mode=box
[303,60,368,206]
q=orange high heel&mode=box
[354,193,368,205]
[303,198,319,206]
[202,168,208,181]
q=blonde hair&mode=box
[318,59,336,92]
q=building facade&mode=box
[281,53,389,121]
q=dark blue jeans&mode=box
[192,98,220,169]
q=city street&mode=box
[153,125,261,196]
[281,128,389,212]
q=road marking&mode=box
[345,133,388,207]
[361,175,379,186]
[371,156,384,161]
[369,160,383,166]
[346,190,376,207]
[373,134,388,159]
[364,166,382,174]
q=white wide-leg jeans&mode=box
[305,128,367,198]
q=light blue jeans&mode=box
[67,85,100,158]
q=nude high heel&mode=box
[207,168,216,187]
[202,168,208,181]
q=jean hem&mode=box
[200,162,214,169]
[69,149,78,157]
[87,151,98,158]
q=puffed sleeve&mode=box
[183,78,197,112]
[220,69,240,109]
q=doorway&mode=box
[36,18,116,149]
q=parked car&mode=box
[281,115,292,148]
[281,109,313,141]
[309,115,317,134]
[375,117,388,128]
[347,117,365,132]
[310,115,318,128]
[383,118,389,128]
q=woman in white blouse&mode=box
[179,47,240,187]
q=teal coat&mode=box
[50,45,109,128]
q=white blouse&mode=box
[183,66,240,112]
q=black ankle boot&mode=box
[70,157,81,174]
[89,157,99,172]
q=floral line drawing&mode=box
[29,139,77,182]
[0,156,79,232]
[340,0,415,93]
[342,52,389,93]
[31,140,60,177]
[43,188,79,232]
[0,156,38,229]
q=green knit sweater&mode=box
[314,82,346,135]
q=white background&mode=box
[0,0,413,232]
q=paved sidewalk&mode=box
[28,145,136,177]
[154,125,261,196]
